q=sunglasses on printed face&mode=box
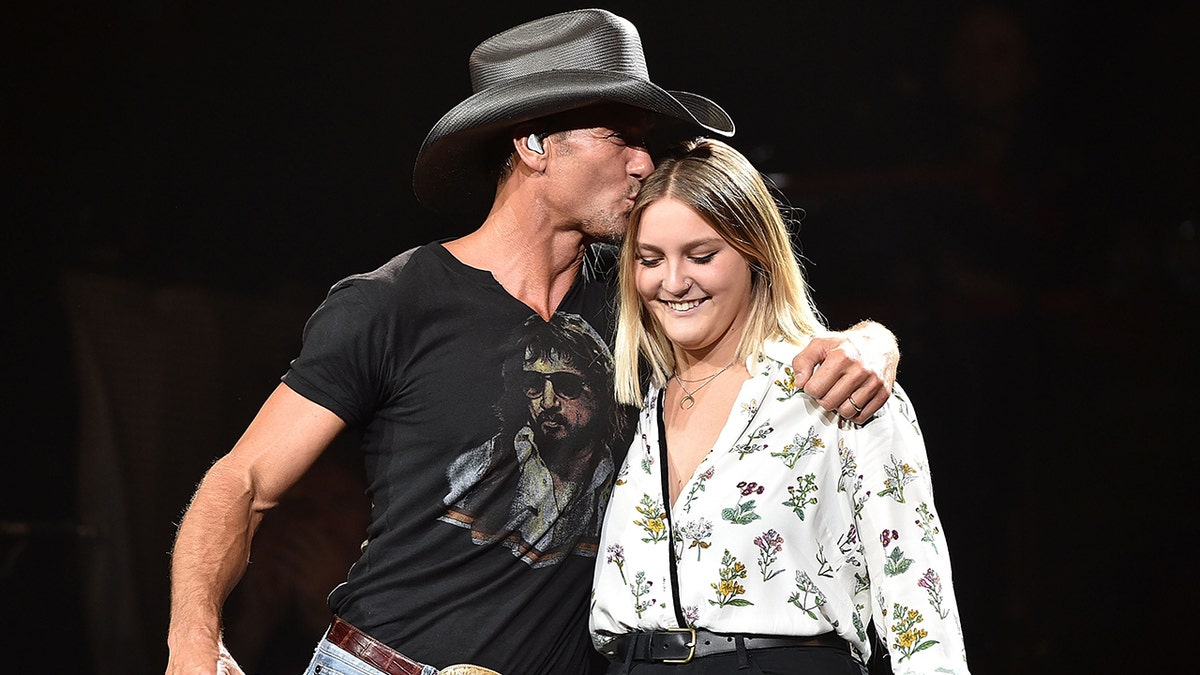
[522,371,587,400]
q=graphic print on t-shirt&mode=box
[440,313,620,567]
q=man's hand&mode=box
[792,322,899,423]
[216,643,246,675]
[165,639,245,675]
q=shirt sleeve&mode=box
[281,279,391,427]
[847,383,971,673]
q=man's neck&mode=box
[443,208,590,320]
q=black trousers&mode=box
[605,645,868,674]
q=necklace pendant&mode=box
[680,394,695,410]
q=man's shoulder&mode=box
[334,245,427,289]
[323,245,458,305]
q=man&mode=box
[166,9,898,675]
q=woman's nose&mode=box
[661,261,691,296]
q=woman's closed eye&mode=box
[636,251,717,267]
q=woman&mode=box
[590,138,969,674]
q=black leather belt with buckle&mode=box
[601,627,848,664]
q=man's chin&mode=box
[598,230,625,245]
[583,229,624,247]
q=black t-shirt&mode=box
[282,242,632,674]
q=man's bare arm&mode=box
[165,383,346,675]
[791,320,899,423]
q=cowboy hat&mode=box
[412,8,735,215]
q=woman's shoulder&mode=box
[879,380,922,430]
[757,336,812,369]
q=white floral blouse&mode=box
[590,340,970,674]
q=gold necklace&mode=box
[673,361,736,410]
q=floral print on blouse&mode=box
[590,339,970,674]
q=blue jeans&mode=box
[301,634,440,675]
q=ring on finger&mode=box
[848,396,864,415]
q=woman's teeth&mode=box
[664,299,702,311]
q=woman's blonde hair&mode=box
[613,137,827,406]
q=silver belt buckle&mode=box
[662,627,697,664]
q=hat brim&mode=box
[413,69,735,215]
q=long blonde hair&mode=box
[613,138,827,406]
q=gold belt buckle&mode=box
[439,665,501,675]
[661,626,697,664]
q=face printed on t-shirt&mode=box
[439,312,620,567]
[521,349,598,451]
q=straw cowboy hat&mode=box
[413,8,735,215]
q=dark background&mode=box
[3,2,1197,673]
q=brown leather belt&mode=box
[602,628,849,664]
[326,616,427,675]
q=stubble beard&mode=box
[583,204,632,245]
